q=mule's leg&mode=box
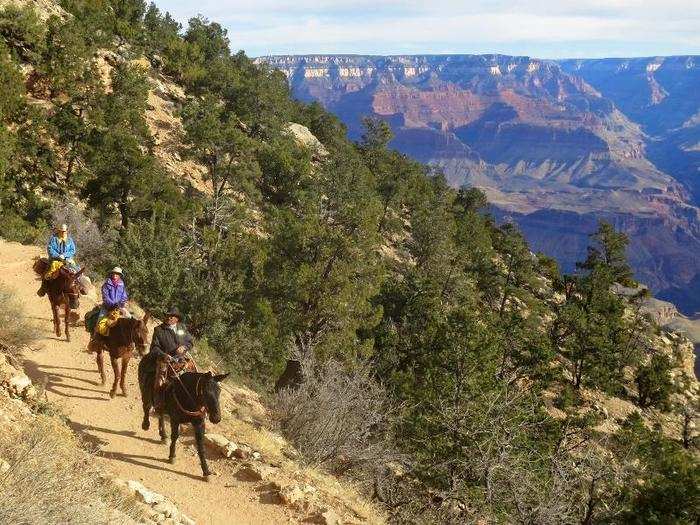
[52,303,61,337]
[168,418,179,463]
[64,302,70,342]
[141,390,152,430]
[120,353,131,396]
[96,350,106,385]
[109,356,120,398]
[194,421,212,481]
[158,413,167,443]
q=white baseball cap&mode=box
[57,223,68,231]
[110,267,123,275]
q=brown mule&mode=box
[88,314,150,398]
[41,265,84,342]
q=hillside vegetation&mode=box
[0,1,698,523]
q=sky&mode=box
[155,0,700,59]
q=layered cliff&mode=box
[260,54,700,311]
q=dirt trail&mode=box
[0,240,295,525]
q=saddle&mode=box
[96,308,121,337]
[154,355,197,408]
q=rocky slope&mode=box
[260,54,700,312]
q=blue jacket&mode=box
[47,235,76,260]
[102,279,128,310]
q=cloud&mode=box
[155,0,700,58]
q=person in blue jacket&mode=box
[47,223,77,265]
[99,266,131,319]
[37,223,80,297]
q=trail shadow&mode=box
[39,364,95,372]
[52,382,107,395]
[69,420,164,445]
[25,363,100,386]
[26,315,53,322]
[23,360,108,400]
[47,371,100,386]
[100,450,203,481]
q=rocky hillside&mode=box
[260,54,700,313]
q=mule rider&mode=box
[144,306,194,407]
[37,223,79,297]
[95,267,131,337]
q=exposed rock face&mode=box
[260,54,700,313]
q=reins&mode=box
[168,364,206,418]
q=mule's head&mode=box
[202,371,229,424]
[56,267,84,293]
[133,313,150,353]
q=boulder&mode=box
[0,354,36,400]
[126,480,165,506]
[153,500,179,519]
[232,443,254,460]
[305,508,343,525]
[284,123,329,159]
[235,462,277,482]
[203,433,239,458]
[278,483,317,511]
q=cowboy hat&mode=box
[165,306,183,320]
[109,266,123,275]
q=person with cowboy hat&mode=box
[148,306,193,362]
[145,306,194,409]
[37,223,79,297]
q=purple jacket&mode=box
[102,279,128,310]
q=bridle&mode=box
[59,267,82,305]
[127,318,147,352]
[169,366,207,418]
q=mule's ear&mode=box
[213,373,230,382]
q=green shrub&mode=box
[0,212,46,245]
[636,353,675,409]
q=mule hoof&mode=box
[168,456,176,464]
[203,474,211,482]
[100,378,106,386]
[120,389,128,397]
[160,436,168,444]
[142,419,150,431]
[109,390,117,399]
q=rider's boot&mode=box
[37,280,47,297]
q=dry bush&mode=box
[275,357,398,478]
[0,285,38,355]
[0,414,143,524]
[49,201,115,272]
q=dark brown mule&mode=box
[88,314,150,398]
[45,266,84,342]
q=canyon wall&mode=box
[260,54,700,313]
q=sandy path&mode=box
[0,240,294,525]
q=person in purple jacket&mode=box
[98,267,131,321]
